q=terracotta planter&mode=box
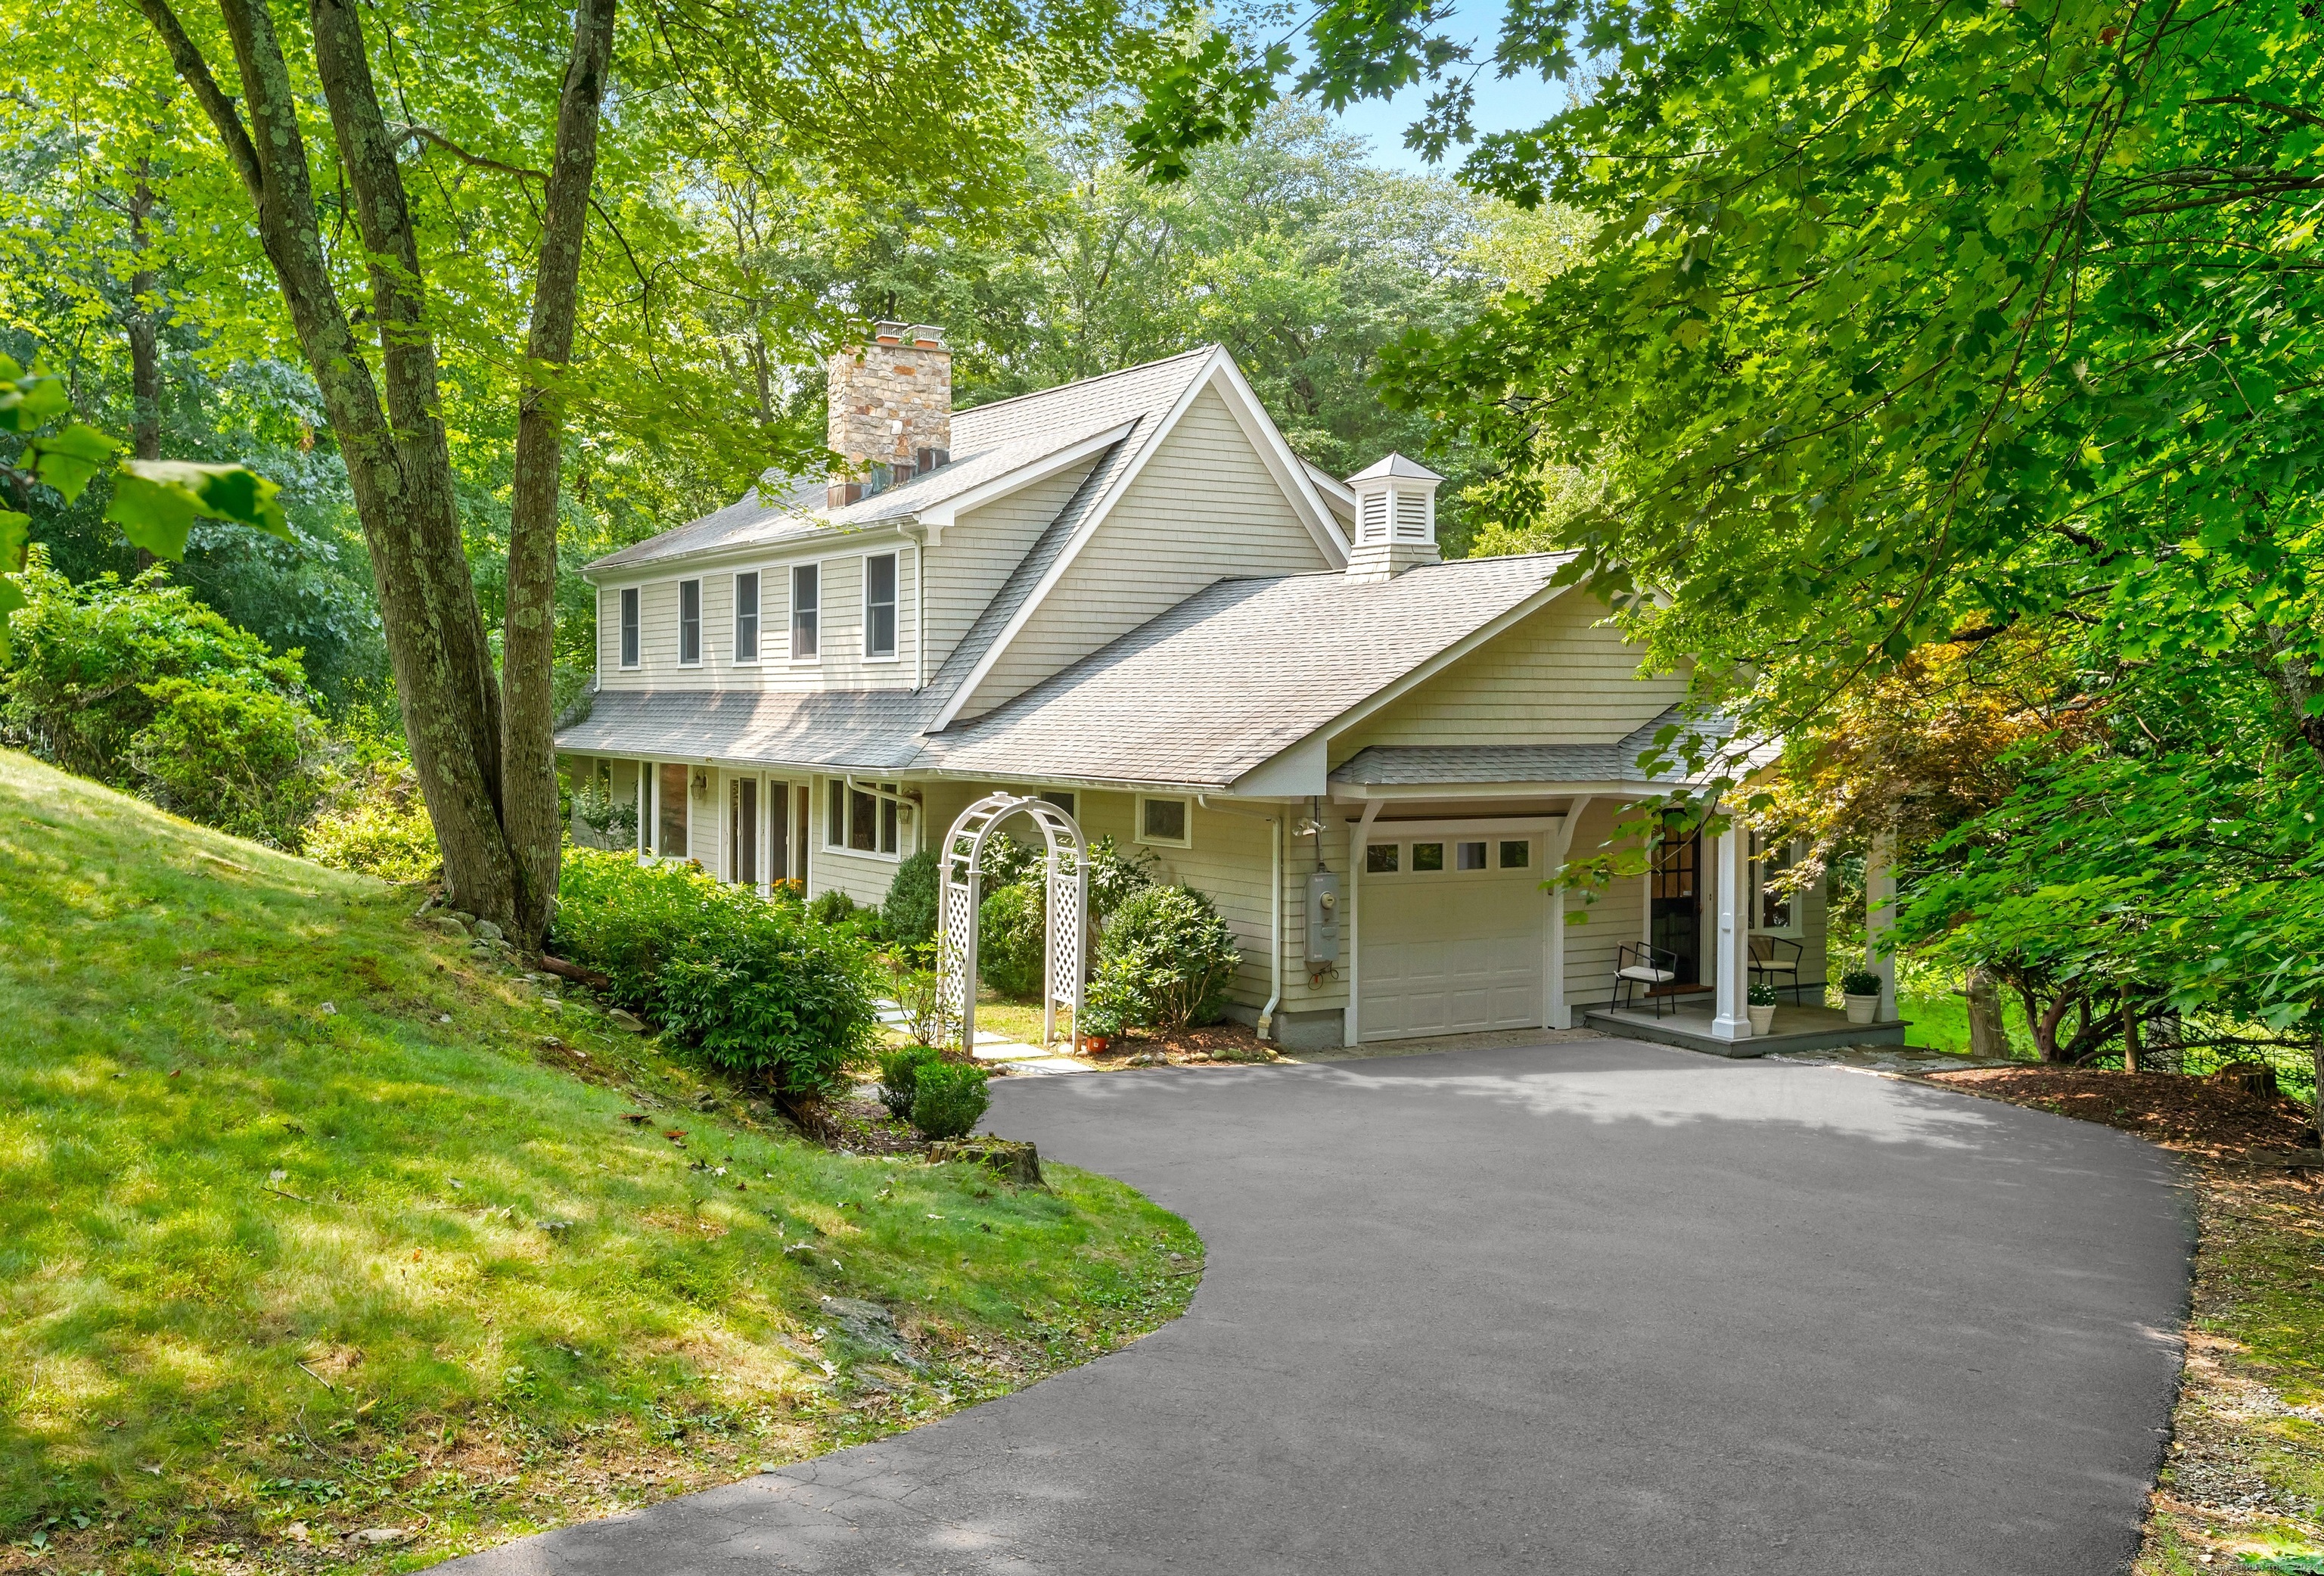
[1843,993,1879,1027]
[1083,1034,1113,1055]
[1748,1004,1776,1035]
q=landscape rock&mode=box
[607,1009,647,1033]
[928,1137,1045,1188]
[343,1527,415,1546]
[474,919,505,944]
[448,911,478,928]
[818,1295,921,1369]
[423,915,469,938]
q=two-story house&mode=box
[555,325,1850,1052]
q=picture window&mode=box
[826,780,900,856]
[1040,790,1077,819]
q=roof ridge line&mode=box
[952,345,1216,422]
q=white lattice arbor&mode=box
[935,793,1089,1055]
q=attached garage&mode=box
[1355,832,1548,1039]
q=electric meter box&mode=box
[1305,870,1341,968]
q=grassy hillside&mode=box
[0,751,1198,1573]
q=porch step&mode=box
[1584,1005,1911,1058]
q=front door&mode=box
[1650,828,1701,987]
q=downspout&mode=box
[1198,794,1283,1042]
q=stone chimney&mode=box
[1343,453,1443,582]
[827,322,951,508]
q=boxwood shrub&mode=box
[911,1059,990,1139]
[552,848,880,1094]
[1095,884,1242,1032]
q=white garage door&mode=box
[1358,835,1546,1040]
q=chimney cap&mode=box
[1345,452,1443,485]
[872,319,909,343]
[907,324,946,350]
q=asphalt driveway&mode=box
[440,1036,2192,1575]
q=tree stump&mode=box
[928,1137,1045,1187]
[2210,1062,2279,1099]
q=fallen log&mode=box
[536,954,611,990]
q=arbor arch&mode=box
[936,792,1089,1055]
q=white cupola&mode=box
[1343,452,1444,583]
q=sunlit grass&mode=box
[0,751,1198,1570]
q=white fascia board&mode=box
[1202,354,1352,566]
[1330,780,1658,802]
[928,349,1229,730]
[1226,575,1583,796]
[915,421,1136,543]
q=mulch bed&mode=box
[1091,1020,1280,1068]
[1918,1066,2319,1161]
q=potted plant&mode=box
[1840,968,1883,1026]
[1747,981,1778,1036]
[1078,1000,1123,1055]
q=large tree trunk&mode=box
[1965,965,2008,1059]
[125,164,161,574]
[137,0,570,932]
[502,0,617,947]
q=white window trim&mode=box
[789,561,822,665]
[1753,835,1807,939]
[822,777,905,862]
[1136,794,1193,848]
[862,550,900,664]
[676,577,704,668]
[617,586,641,670]
[732,570,762,666]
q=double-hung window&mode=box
[864,552,898,659]
[733,570,760,663]
[791,564,819,660]
[677,578,702,665]
[618,586,640,669]
[825,779,899,855]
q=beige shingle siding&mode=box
[1334,593,1692,759]
[1560,797,1649,1009]
[923,459,1101,675]
[962,387,1334,717]
[593,547,922,696]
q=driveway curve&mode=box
[439,1036,2191,1575]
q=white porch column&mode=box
[1867,830,1897,1021]
[1709,825,1754,1040]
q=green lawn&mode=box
[0,751,1198,1572]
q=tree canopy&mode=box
[1132,0,2324,1055]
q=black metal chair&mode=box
[1748,935,1808,1005]
[1615,942,1681,1016]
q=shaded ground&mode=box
[1909,1065,2324,1570]
[437,1035,2189,1576]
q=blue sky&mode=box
[1297,0,1569,173]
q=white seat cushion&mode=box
[1753,959,1798,973]
[1617,965,1675,983]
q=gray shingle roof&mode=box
[583,347,1217,577]
[555,688,937,772]
[916,554,1575,788]
[1328,707,1738,788]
